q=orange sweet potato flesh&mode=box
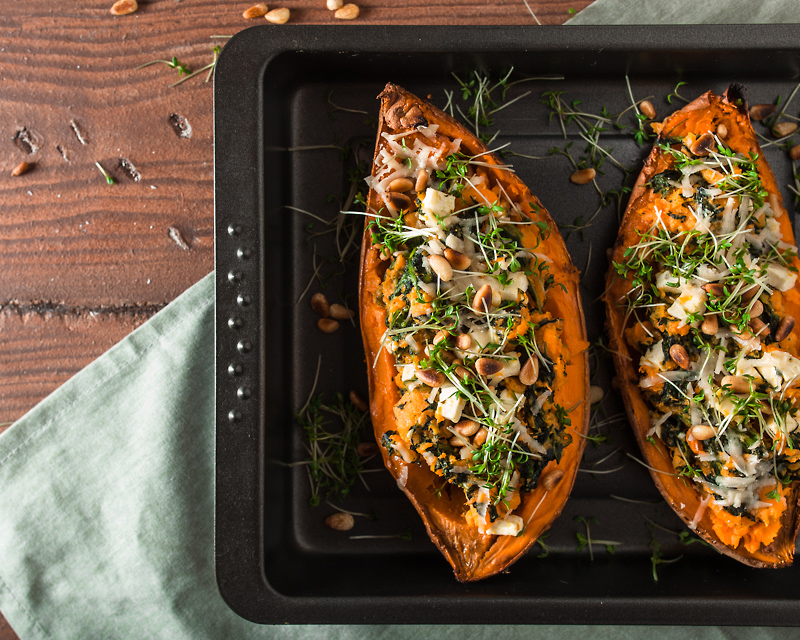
[358,84,589,581]
[605,84,800,568]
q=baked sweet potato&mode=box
[358,83,590,581]
[606,83,800,567]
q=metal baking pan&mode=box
[214,25,800,625]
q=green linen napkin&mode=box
[565,0,800,24]
[0,6,799,640]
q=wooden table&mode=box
[0,0,591,636]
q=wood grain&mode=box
[0,0,593,636]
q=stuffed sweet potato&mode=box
[606,83,800,567]
[358,83,590,581]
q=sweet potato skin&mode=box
[605,85,800,568]
[359,83,590,581]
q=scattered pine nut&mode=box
[472,284,493,313]
[776,315,796,342]
[444,247,471,271]
[721,375,750,393]
[472,427,488,447]
[325,512,354,531]
[388,177,414,192]
[415,170,429,192]
[638,100,656,119]
[428,254,453,282]
[688,132,715,156]
[519,357,539,386]
[110,0,138,15]
[349,390,368,412]
[265,7,290,23]
[317,318,340,333]
[11,161,30,176]
[749,103,776,121]
[455,333,472,350]
[772,122,798,138]
[669,344,690,370]
[690,425,716,441]
[541,469,564,491]
[334,3,359,19]
[416,368,445,387]
[327,0,344,9]
[716,123,728,139]
[454,419,480,438]
[589,385,604,405]
[311,292,330,318]
[701,314,719,336]
[243,3,269,18]
[475,358,503,377]
[329,303,354,320]
[791,144,800,161]
[357,441,379,456]
[570,168,596,185]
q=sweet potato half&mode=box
[358,83,589,581]
[606,83,800,567]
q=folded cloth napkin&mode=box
[0,3,799,639]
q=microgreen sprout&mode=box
[574,516,620,560]
[94,161,114,185]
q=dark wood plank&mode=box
[0,1,594,636]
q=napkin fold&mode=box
[565,0,800,24]
[1,2,799,639]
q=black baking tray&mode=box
[214,25,800,625]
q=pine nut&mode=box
[311,292,330,317]
[428,254,453,282]
[750,300,764,318]
[444,247,471,271]
[334,3,359,19]
[349,390,368,412]
[721,375,750,393]
[265,7,290,23]
[716,123,728,139]
[750,318,768,335]
[454,419,480,437]
[476,358,503,377]
[11,161,30,176]
[519,357,539,386]
[357,442,379,457]
[791,145,800,161]
[329,303,354,320]
[472,427,488,447]
[701,314,719,336]
[669,344,691,370]
[776,315,796,341]
[455,333,472,350]
[417,368,445,387]
[327,0,343,9]
[110,0,138,14]
[243,3,269,18]
[740,286,760,303]
[689,132,715,157]
[702,282,724,297]
[388,177,414,193]
[389,191,411,211]
[449,435,463,447]
[455,365,474,380]
[433,330,450,345]
[415,170,429,192]
[325,512,354,531]
[773,122,798,138]
[639,100,656,119]
[570,168,596,185]
[317,318,340,333]
[541,468,564,491]
[589,385,604,404]
[690,424,716,441]
[472,284,493,313]
[750,103,776,121]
